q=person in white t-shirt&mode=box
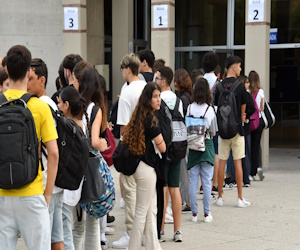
[27,58,64,250]
[112,53,147,249]
[156,66,184,242]
[249,70,265,181]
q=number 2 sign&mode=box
[153,5,168,28]
[248,0,264,23]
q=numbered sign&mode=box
[248,0,264,23]
[64,7,79,30]
[153,4,168,28]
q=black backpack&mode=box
[42,108,90,190]
[216,79,240,139]
[0,93,39,189]
[155,100,173,147]
[167,97,188,162]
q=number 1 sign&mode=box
[153,4,168,28]
[248,0,264,23]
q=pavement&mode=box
[16,148,300,250]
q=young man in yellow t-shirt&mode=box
[0,45,59,250]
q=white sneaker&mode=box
[203,212,213,223]
[101,239,109,249]
[237,198,251,208]
[166,206,173,216]
[142,235,145,246]
[191,214,197,222]
[164,213,174,224]
[112,232,130,249]
[120,198,125,209]
[105,226,114,235]
[257,168,265,181]
[214,197,223,207]
[249,175,256,181]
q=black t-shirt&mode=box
[215,77,247,136]
[141,114,162,168]
[141,72,155,82]
[244,91,256,135]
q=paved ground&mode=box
[16,148,300,250]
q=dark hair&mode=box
[6,45,31,81]
[62,54,83,73]
[214,65,221,77]
[2,56,7,67]
[55,77,61,91]
[137,49,155,68]
[123,82,161,156]
[191,69,204,85]
[79,67,107,132]
[225,55,242,70]
[202,52,219,73]
[238,75,248,85]
[248,70,261,94]
[0,68,8,86]
[60,86,87,118]
[174,68,192,95]
[73,61,92,83]
[153,59,165,73]
[31,58,48,87]
[58,64,68,88]
[192,78,212,105]
[158,66,173,85]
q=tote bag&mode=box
[261,99,275,129]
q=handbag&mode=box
[101,128,116,167]
[250,89,260,132]
[79,151,106,203]
[261,99,275,129]
[112,140,141,176]
[185,105,209,152]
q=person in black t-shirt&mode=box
[137,49,156,82]
[214,55,251,208]
[122,82,166,249]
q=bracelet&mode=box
[156,140,164,146]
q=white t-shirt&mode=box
[204,73,217,90]
[39,95,62,194]
[117,80,147,126]
[187,102,218,135]
[161,90,184,117]
[255,89,265,118]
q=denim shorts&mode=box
[48,191,64,243]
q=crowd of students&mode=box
[0,46,266,250]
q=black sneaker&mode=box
[107,215,115,224]
[199,185,203,194]
[212,186,218,193]
[181,205,191,213]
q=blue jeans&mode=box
[62,203,75,250]
[189,162,214,215]
[0,195,50,250]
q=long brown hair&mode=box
[248,70,261,95]
[122,82,161,156]
[174,68,192,95]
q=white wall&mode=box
[0,0,63,96]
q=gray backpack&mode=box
[216,80,240,139]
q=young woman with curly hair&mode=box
[122,82,166,250]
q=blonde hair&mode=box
[120,53,140,75]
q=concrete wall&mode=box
[0,0,63,97]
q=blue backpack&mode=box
[80,152,115,218]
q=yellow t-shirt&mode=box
[0,89,58,196]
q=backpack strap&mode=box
[90,105,100,126]
[0,93,7,104]
[20,93,36,103]
[203,105,210,118]
[174,97,180,113]
[230,79,241,93]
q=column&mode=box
[245,0,271,169]
[112,0,134,102]
[151,0,175,72]
[62,0,87,59]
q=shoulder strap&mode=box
[0,93,7,104]
[174,97,180,112]
[230,79,240,93]
[203,105,210,118]
[253,89,259,100]
[90,105,100,126]
[20,93,36,103]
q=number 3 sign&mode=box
[248,0,264,23]
[64,7,79,30]
[153,5,168,28]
